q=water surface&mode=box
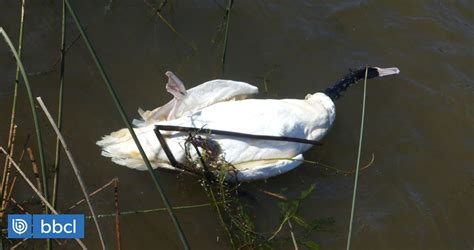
[0,0,472,249]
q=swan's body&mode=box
[98,67,399,181]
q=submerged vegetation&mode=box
[0,0,372,249]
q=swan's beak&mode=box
[374,67,400,77]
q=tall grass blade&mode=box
[221,0,233,77]
[346,67,369,250]
[52,0,67,210]
[62,1,190,248]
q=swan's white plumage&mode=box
[97,89,335,181]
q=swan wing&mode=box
[134,74,259,126]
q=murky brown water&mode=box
[1,0,473,249]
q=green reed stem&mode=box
[63,1,190,248]
[52,0,67,211]
[0,27,49,207]
[220,0,233,77]
[346,67,368,250]
[86,202,226,219]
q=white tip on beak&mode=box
[375,67,400,77]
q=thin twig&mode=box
[305,153,375,175]
[67,178,116,211]
[1,124,17,208]
[258,189,288,201]
[0,146,25,224]
[212,0,226,10]
[155,125,322,146]
[4,174,18,212]
[268,214,288,241]
[36,97,105,250]
[0,135,29,222]
[27,147,43,196]
[87,202,225,219]
[157,0,167,11]
[235,154,375,176]
[287,219,298,250]
[143,0,198,53]
[221,0,233,77]
[114,178,121,250]
[10,198,29,214]
[2,147,27,215]
[0,147,86,249]
[27,31,83,76]
[11,238,28,250]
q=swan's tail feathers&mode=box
[324,66,400,101]
[104,153,149,171]
[97,127,182,172]
[96,128,133,147]
[96,128,148,170]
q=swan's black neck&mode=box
[324,67,380,101]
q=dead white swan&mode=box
[97,67,399,181]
